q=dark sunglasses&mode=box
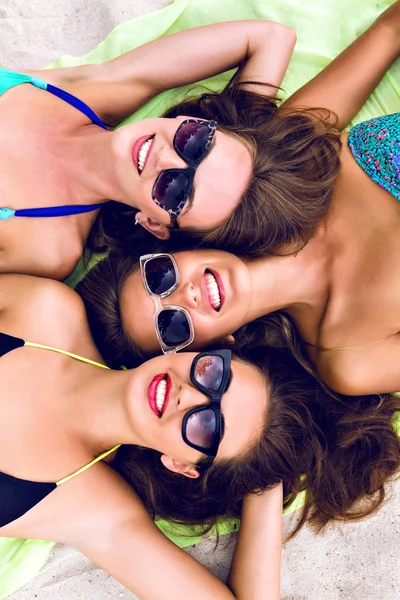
[140,253,194,353]
[183,349,232,464]
[152,118,217,220]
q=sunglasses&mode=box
[183,349,232,463]
[152,118,217,220]
[140,253,194,354]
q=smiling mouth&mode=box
[204,269,225,312]
[132,135,155,174]
[148,373,171,418]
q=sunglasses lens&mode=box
[185,408,216,449]
[153,171,191,212]
[194,355,224,392]
[157,309,191,348]
[144,256,176,295]
[175,121,211,162]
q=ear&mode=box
[222,334,235,344]
[135,212,171,240]
[160,454,200,479]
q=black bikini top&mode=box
[0,332,119,527]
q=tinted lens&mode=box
[185,408,216,449]
[144,256,176,295]
[175,122,211,162]
[153,171,191,212]
[157,309,191,347]
[194,355,224,392]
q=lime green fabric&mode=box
[50,0,400,130]
[1,0,399,597]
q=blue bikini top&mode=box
[0,68,107,220]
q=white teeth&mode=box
[155,379,167,413]
[205,272,221,310]
[138,138,152,172]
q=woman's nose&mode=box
[155,145,187,171]
[176,383,208,413]
[168,281,199,310]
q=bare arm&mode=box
[81,481,283,600]
[7,464,282,600]
[32,20,295,125]
[281,1,400,129]
[228,483,283,599]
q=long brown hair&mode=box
[113,344,400,538]
[88,74,341,258]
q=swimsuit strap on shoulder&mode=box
[0,68,32,94]
[23,340,121,487]
[24,341,110,369]
[56,444,121,486]
[0,68,108,220]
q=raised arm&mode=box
[281,0,400,130]
[34,20,295,126]
[14,463,283,600]
[78,476,283,600]
[228,483,283,599]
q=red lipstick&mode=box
[147,373,172,417]
[132,135,155,174]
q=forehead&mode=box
[217,359,267,460]
[178,130,253,230]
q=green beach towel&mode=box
[2,0,399,597]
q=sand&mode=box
[2,0,399,598]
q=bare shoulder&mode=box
[0,274,87,339]
[0,221,84,281]
[315,336,400,396]
[0,273,81,310]
[316,352,366,396]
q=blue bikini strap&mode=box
[0,204,103,219]
[0,74,108,219]
[30,76,108,130]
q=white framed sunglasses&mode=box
[140,253,195,354]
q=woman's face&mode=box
[110,116,253,236]
[120,249,252,356]
[127,351,267,472]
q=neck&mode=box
[65,366,140,453]
[57,127,128,206]
[242,230,330,325]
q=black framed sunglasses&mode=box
[140,253,194,353]
[152,118,217,220]
[182,349,232,465]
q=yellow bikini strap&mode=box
[24,341,110,369]
[56,444,121,486]
[24,340,120,486]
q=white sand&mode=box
[2,0,399,598]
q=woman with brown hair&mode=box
[1,3,399,281]
[90,1,400,259]
[79,3,400,397]
[1,273,399,599]
[0,19,296,280]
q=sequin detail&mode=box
[348,113,400,201]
